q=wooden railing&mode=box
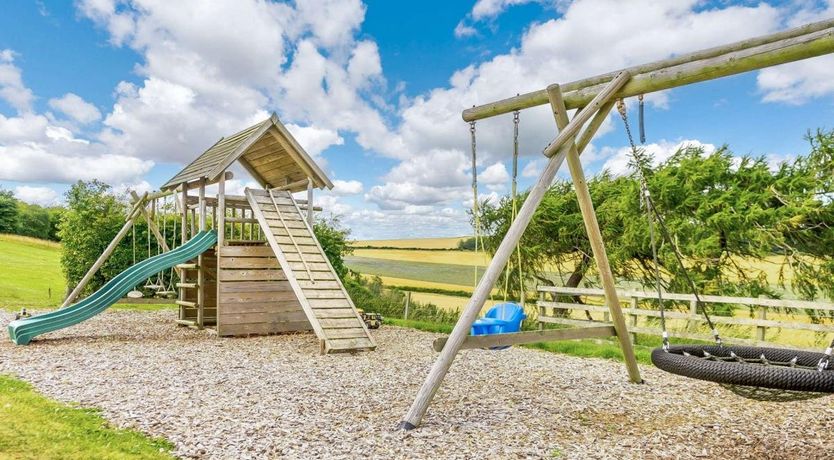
[537,286,834,350]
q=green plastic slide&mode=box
[7,231,217,345]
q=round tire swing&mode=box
[617,98,834,402]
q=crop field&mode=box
[352,248,490,266]
[346,256,487,287]
[352,236,466,249]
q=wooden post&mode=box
[463,19,834,121]
[180,184,188,243]
[216,172,226,333]
[538,290,545,331]
[197,179,206,329]
[688,299,699,332]
[179,183,187,321]
[306,178,314,227]
[629,297,639,345]
[547,79,642,384]
[61,203,144,307]
[399,74,629,431]
[757,298,767,342]
[404,291,411,320]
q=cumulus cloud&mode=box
[49,93,102,124]
[454,21,478,38]
[332,180,363,195]
[0,49,33,112]
[471,0,540,21]
[14,186,61,206]
[0,51,153,186]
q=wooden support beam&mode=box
[463,19,834,121]
[547,82,642,384]
[197,178,206,329]
[398,74,630,431]
[432,326,616,352]
[62,200,144,307]
[216,171,225,334]
[306,177,314,227]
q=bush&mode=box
[0,189,18,233]
[58,181,132,296]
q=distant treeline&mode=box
[0,190,63,241]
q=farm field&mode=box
[352,236,466,249]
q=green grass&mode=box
[0,234,65,309]
[0,375,174,459]
[385,318,654,365]
[111,303,177,312]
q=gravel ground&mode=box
[2,309,834,459]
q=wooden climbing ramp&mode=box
[246,187,376,354]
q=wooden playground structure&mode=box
[57,114,376,354]
[399,19,834,429]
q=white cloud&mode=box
[331,180,363,195]
[599,139,717,177]
[14,186,60,206]
[0,49,33,112]
[1,141,152,183]
[285,123,344,158]
[471,0,539,21]
[48,93,102,124]
[454,21,478,38]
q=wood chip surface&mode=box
[2,309,833,459]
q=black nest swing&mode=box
[618,99,834,403]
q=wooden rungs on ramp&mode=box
[431,326,617,352]
[245,187,376,354]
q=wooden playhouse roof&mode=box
[161,113,333,192]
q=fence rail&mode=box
[537,286,834,349]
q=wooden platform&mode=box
[246,188,375,353]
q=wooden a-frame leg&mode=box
[398,72,633,430]
[546,84,642,384]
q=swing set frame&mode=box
[400,18,834,430]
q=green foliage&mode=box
[479,130,834,303]
[344,274,462,324]
[457,237,477,250]
[313,217,353,279]
[0,189,19,233]
[15,202,64,241]
[0,374,174,459]
[58,180,132,296]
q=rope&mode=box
[617,98,723,347]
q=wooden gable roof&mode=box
[162,113,333,192]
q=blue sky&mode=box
[1,0,833,239]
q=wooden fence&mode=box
[537,286,834,350]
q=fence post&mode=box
[404,291,411,320]
[688,299,698,332]
[757,297,767,342]
[629,297,638,345]
[538,290,545,330]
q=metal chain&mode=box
[470,120,483,291]
[617,98,723,348]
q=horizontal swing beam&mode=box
[431,326,616,352]
[463,18,834,122]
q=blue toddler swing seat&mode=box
[470,302,527,350]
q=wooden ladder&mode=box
[246,188,376,353]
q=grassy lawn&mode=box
[385,318,654,365]
[0,235,66,309]
[0,375,173,459]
